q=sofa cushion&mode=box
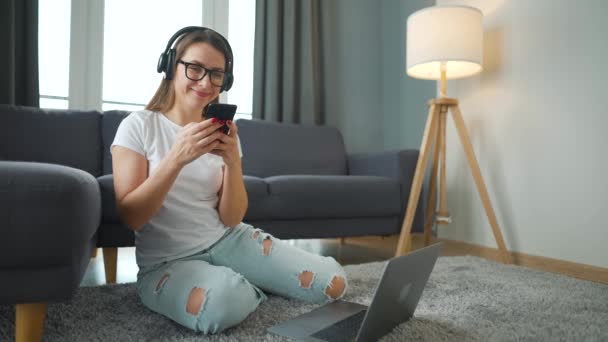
[245,217,401,239]
[237,119,348,177]
[100,174,271,224]
[97,175,135,247]
[244,175,401,220]
[243,175,269,200]
[0,104,102,176]
[101,110,130,175]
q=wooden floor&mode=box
[81,234,608,286]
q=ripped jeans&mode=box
[136,223,348,334]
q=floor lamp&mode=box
[394,5,513,264]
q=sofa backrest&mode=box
[101,110,130,175]
[0,106,347,178]
[0,105,103,176]
[236,119,348,177]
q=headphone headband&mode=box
[157,26,234,92]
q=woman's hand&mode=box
[169,118,224,167]
[210,120,241,167]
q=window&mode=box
[39,0,254,119]
[102,0,203,112]
[228,0,255,120]
[38,0,71,109]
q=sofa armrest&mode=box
[347,150,425,232]
[0,161,101,269]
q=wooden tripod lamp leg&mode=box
[423,113,442,246]
[437,106,451,223]
[395,103,439,256]
[450,105,513,264]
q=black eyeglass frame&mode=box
[177,60,226,87]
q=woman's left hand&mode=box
[210,120,241,167]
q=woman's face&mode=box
[173,42,225,114]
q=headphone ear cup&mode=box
[157,52,167,74]
[165,49,176,80]
[222,73,234,92]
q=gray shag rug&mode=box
[1,256,607,341]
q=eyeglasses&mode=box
[177,60,225,87]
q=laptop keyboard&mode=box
[310,310,367,342]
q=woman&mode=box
[111,26,347,334]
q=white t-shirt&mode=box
[111,110,241,267]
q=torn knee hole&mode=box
[299,271,315,289]
[186,287,206,315]
[155,274,170,293]
[325,276,346,299]
[252,230,261,239]
[262,237,272,256]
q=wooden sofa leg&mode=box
[16,302,47,342]
[103,247,118,284]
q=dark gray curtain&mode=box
[253,0,328,124]
[0,0,39,107]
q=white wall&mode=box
[433,0,608,268]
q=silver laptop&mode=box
[267,243,443,342]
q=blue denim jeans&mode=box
[136,223,348,334]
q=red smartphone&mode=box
[206,103,237,134]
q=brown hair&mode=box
[145,29,231,116]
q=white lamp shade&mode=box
[407,5,483,80]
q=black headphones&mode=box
[157,26,234,92]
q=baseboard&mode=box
[434,237,608,285]
[341,234,608,284]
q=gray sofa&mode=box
[236,119,424,239]
[0,104,424,337]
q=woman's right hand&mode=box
[169,118,224,167]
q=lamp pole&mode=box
[440,61,447,98]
